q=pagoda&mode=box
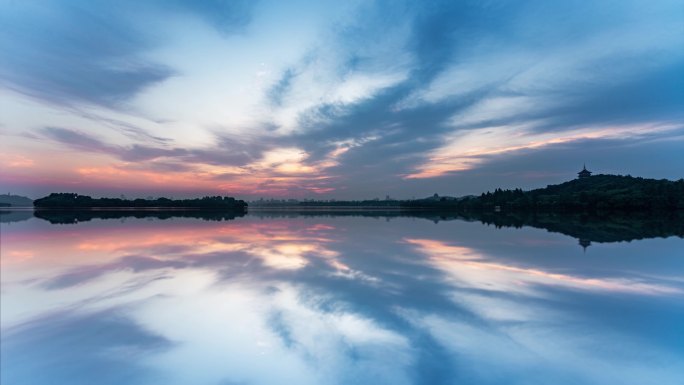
[577,164,592,179]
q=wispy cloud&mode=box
[0,0,256,109]
[2,0,683,197]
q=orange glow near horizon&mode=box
[0,154,35,168]
[0,130,388,198]
[0,139,356,197]
[1,154,337,198]
[2,121,681,196]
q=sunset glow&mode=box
[0,1,682,199]
[2,3,683,383]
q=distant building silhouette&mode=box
[578,164,592,179]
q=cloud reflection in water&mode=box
[1,216,683,385]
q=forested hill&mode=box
[402,175,684,211]
[0,194,33,207]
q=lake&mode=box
[1,212,683,385]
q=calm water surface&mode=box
[1,214,683,385]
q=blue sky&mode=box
[1,0,683,198]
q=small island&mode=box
[33,193,248,211]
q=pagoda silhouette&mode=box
[577,164,592,179]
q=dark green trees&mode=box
[402,175,684,212]
[33,193,248,211]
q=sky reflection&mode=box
[2,215,683,385]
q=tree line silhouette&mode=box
[33,193,247,211]
[28,174,684,214]
[402,175,684,212]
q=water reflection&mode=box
[2,215,683,384]
[5,209,682,248]
[32,209,245,224]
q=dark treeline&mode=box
[33,210,245,224]
[33,193,248,211]
[29,175,683,213]
[265,200,403,207]
[402,175,684,212]
[250,210,455,221]
[299,200,402,207]
[253,175,683,212]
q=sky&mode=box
[1,0,683,199]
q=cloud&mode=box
[34,126,337,196]
[3,0,683,198]
[403,129,684,197]
[42,255,188,289]
[161,0,255,34]
[267,68,298,107]
[38,126,268,167]
[0,0,256,109]
[405,123,684,179]
[0,1,170,108]
[255,0,684,196]
[1,308,172,385]
[42,127,114,153]
[69,110,173,145]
